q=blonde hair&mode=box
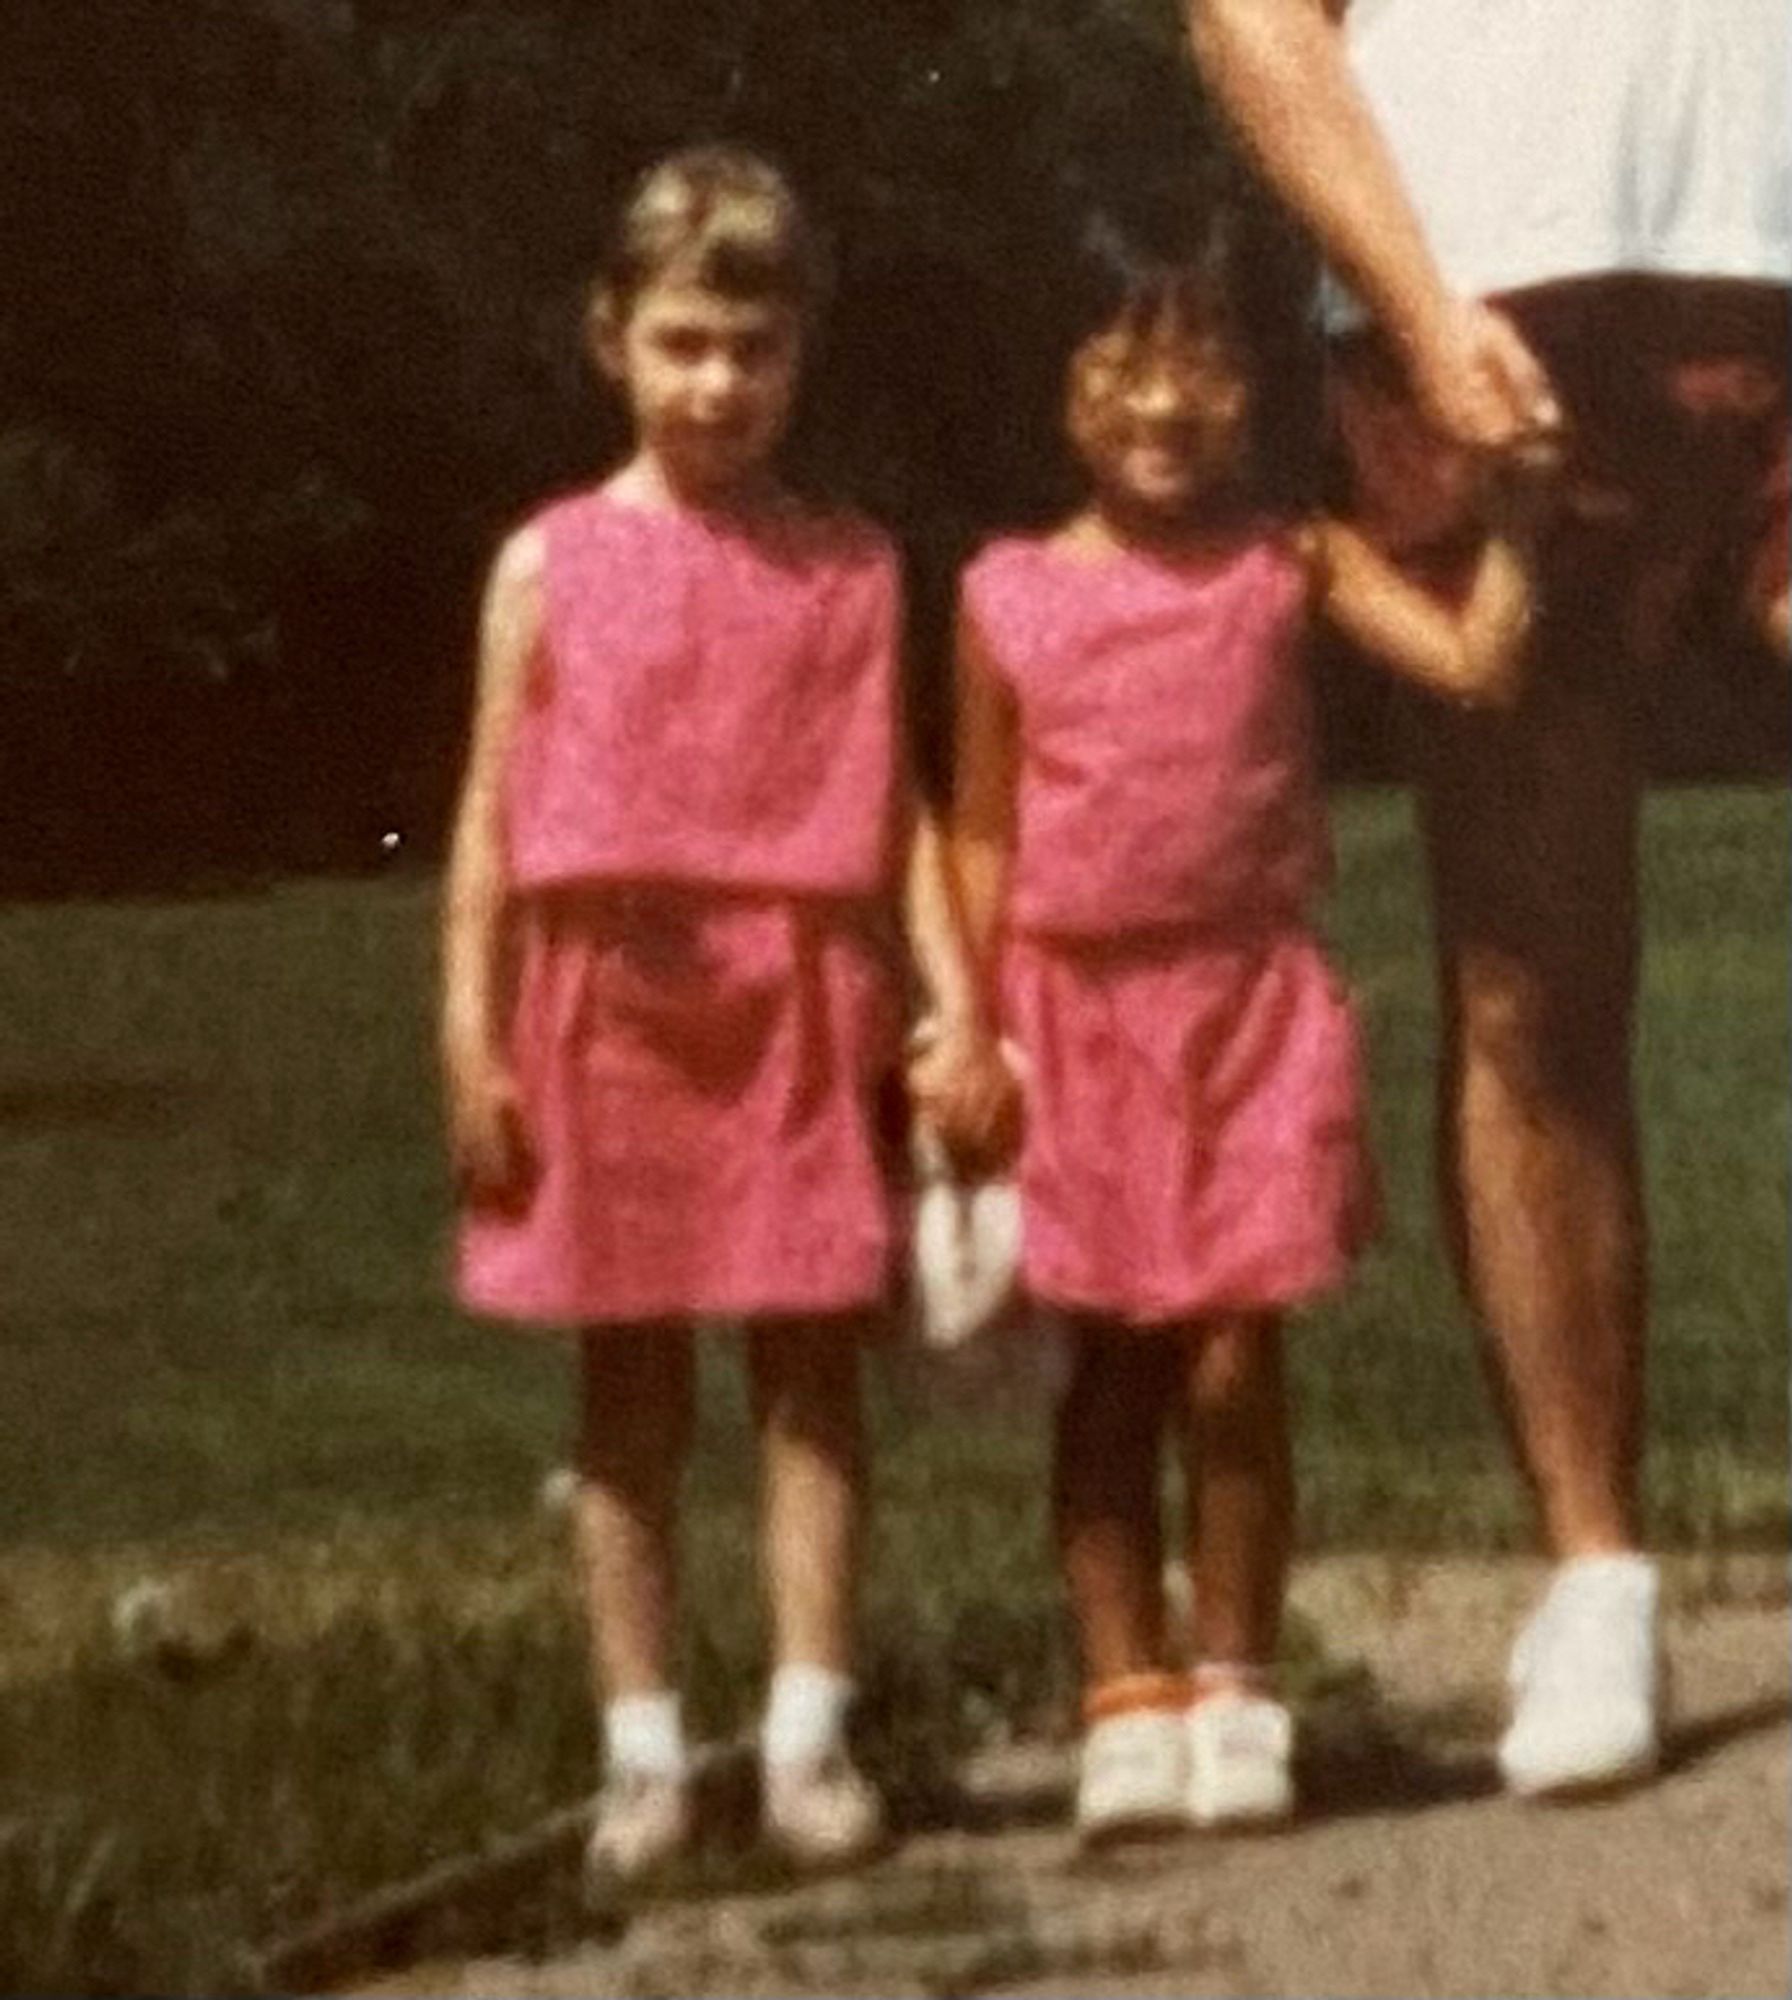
[591,145,826,336]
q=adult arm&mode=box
[1187,0,1556,449]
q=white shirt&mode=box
[1326,0,1791,326]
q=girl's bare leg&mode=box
[574,1324,697,1699]
[1181,1314,1293,1676]
[747,1316,867,1673]
[748,1315,886,1862]
[1053,1320,1179,1686]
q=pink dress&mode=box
[964,530,1377,1324]
[457,488,902,1326]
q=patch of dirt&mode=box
[346,1556,1789,1999]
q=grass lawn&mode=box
[0,785,1783,1991]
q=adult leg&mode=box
[1416,275,1787,1554]
[1416,618,1664,1796]
[1415,653,1646,1558]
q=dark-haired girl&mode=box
[913,218,1545,1841]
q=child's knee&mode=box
[579,1326,696,1479]
[1187,1316,1281,1416]
[748,1316,864,1438]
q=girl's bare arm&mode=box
[1310,515,1533,710]
[905,807,984,1033]
[942,608,1020,1018]
[907,608,1022,1158]
[440,526,542,1194]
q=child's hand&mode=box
[1483,433,1567,542]
[1333,365,1484,555]
[444,1037,536,1212]
[908,1020,1022,1176]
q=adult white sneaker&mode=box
[1498,1554,1663,1798]
[1075,1708,1190,1846]
[1185,1692,1295,1829]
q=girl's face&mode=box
[1068,312,1253,526]
[603,272,802,498]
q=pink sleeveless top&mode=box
[505,489,899,899]
[963,531,1328,939]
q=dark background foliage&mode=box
[0,0,1779,892]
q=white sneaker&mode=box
[1498,1554,1663,1798]
[585,1768,692,1884]
[763,1749,886,1868]
[1075,1708,1189,1846]
[1185,1692,1295,1829]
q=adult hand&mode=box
[1404,295,1561,454]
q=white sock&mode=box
[604,1690,687,1779]
[762,1662,854,1770]
[1560,1552,1654,1582]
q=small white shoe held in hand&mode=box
[911,1120,1024,1352]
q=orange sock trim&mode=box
[1082,1671,1192,1726]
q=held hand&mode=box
[445,1038,537,1213]
[1483,439,1566,542]
[1405,297,1562,456]
[908,1021,1023,1176]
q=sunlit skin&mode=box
[904,292,1555,1706]
[443,237,883,1790]
[445,274,812,1198]
[597,275,803,507]
[1066,310,1257,547]
[912,300,1544,1157]
[1189,0,1786,1572]
[1186,0,1560,451]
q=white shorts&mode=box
[1325,0,1791,327]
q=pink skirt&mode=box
[1003,926,1379,1324]
[457,885,901,1325]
